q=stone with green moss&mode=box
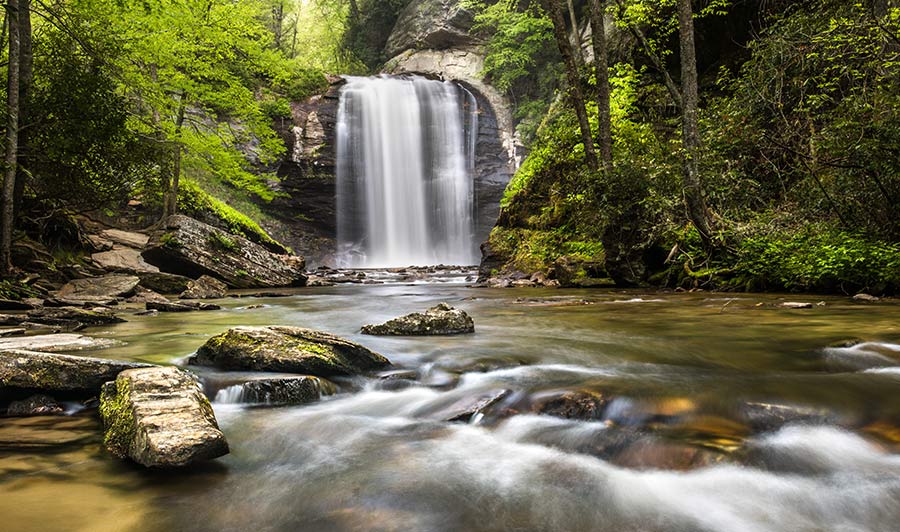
[190,326,390,376]
[0,349,153,394]
[100,366,229,468]
[361,303,475,336]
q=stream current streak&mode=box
[336,75,479,267]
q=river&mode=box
[2,276,899,531]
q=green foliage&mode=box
[208,231,238,252]
[342,0,412,71]
[731,227,900,294]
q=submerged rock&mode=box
[0,349,152,393]
[180,275,228,300]
[7,394,65,417]
[216,376,336,405]
[361,303,475,336]
[58,274,140,300]
[0,334,120,353]
[100,366,229,467]
[142,215,307,289]
[428,389,511,423]
[190,326,390,376]
[531,390,609,421]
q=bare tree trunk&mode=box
[13,0,30,221]
[566,0,585,71]
[2,0,20,275]
[543,0,598,170]
[272,1,284,50]
[677,0,712,241]
[164,95,187,219]
[589,0,612,170]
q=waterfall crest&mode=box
[336,75,479,267]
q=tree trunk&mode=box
[677,0,712,241]
[543,0,598,170]
[589,0,612,170]
[272,1,284,50]
[164,96,187,219]
[2,0,20,275]
[566,0,585,71]
[13,0,30,221]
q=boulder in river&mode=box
[1,349,152,393]
[530,390,609,421]
[361,303,475,336]
[141,215,307,289]
[136,271,193,295]
[7,394,65,416]
[190,326,390,376]
[100,366,229,467]
[180,275,228,300]
[58,274,140,300]
[216,376,336,405]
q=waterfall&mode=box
[336,75,479,267]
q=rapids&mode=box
[2,278,899,531]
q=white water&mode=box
[336,75,479,267]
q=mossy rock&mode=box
[190,326,390,377]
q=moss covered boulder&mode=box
[0,350,152,393]
[142,215,307,289]
[361,303,475,336]
[190,326,390,376]
[100,366,229,468]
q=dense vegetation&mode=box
[475,0,900,294]
[0,0,897,295]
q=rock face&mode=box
[100,366,229,468]
[217,376,336,405]
[180,275,228,299]
[384,0,479,58]
[190,326,390,376]
[0,350,152,393]
[361,303,475,336]
[141,215,307,289]
[58,275,140,300]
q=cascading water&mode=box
[336,75,479,267]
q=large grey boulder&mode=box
[0,349,152,393]
[136,272,193,295]
[385,0,478,57]
[361,303,474,336]
[58,274,140,300]
[100,366,229,468]
[142,215,307,289]
[190,326,390,376]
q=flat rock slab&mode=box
[58,275,140,299]
[361,303,475,336]
[136,272,192,295]
[146,301,221,312]
[100,366,229,468]
[100,229,150,249]
[27,307,125,326]
[190,326,390,377]
[92,246,160,273]
[0,334,121,353]
[1,349,151,393]
[0,299,36,311]
[142,215,307,289]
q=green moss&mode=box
[99,379,136,459]
[178,179,291,254]
[160,232,181,249]
[208,231,238,252]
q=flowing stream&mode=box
[336,76,479,267]
[2,279,899,531]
